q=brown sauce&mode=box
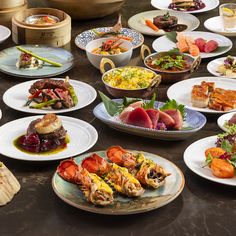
[163,24,188,32]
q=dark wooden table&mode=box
[0,0,236,235]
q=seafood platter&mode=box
[0,0,236,226]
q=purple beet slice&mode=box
[146,109,160,129]
[163,109,183,130]
[158,110,175,129]
[126,107,153,129]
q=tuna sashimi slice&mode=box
[163,109,183,130]
[146,109,159,129]
[119,107,134,123]
[158,111,175,129]
[126,107,153,129]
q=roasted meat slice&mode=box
[153,14,178,29]
[42,89,60,101]
[54,88,74,108]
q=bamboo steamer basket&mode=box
[12,8,71,47]
[43,0,126,20]
[0,3,27,27]
[0,0,26,10]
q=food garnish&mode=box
[91,38,127,55]
[191,81,236,111]
[217,56,236,78]
[25,77,78,110]
[145,19,159,32]
[57,159,114,206]
[99,92,188,131]
[204,127,236,178]
[15,114,68,154]
[16,46,62,68]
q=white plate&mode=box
[167,77,236,114]
[128,10,200,36]
[207,57,236,78]
[184,136,236,186]
[217,112,236,132]
[204,16,236,37]
[0,116,98,161]
[151,0,219,14]
[152,31,232,59]
[3,78,97,114]
[0,25,11,43]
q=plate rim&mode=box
[52,149,185,215]
[74,27,144,51]
[0,115,98,161]
[217,111,236,132]
[183,135,236,186]
[3,78,97,114]
[0,45,74,78]
[127,10,200,36]
[167,76,236,114]
[151,0,220,14]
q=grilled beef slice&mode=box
[54,88,74,108]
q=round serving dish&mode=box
[12,8,71,47]
[42,0,126,20]
[141,45,201,84]
[86,37,133,69]
[0,0,25,9]
[24,14,60,26]
[100,58,161,98]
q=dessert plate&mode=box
[52,150,185,215]
[151,0,219,14]
[184,136,236,186]
[0,45,74,78]
[128,10,200,36]
[167,77,236,114]
[93,100,206,141]
[152,31,232,59]
[207,57,236,78]
[3,78,97,114]
[204,16,236,37]
[0,116,98,161]
[75,27,144,50]
[0,25,11,44]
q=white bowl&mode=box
[0,25,11,43]
[86,37,133,69]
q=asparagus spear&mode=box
[16,46,62,67]
[30,99,58,109]
[65,76,78,106]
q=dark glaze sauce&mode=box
[163,24,188,32]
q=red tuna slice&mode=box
[204,40,218,53]
[119,107,134,123]
[158,110,175,129]
[126,107,153,129]
[128,101,144,109]
[163,109,183,130]
[194,38,206,52]
[146,109,159,129]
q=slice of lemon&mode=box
[222,7,234,16]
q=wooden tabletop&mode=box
[0,0,236,235]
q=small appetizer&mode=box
[153,12,178,29]
[15,114,68,154]
[16,46,62,69]
[92,39,127,55]
[82,154,145,197]
[217,56,236,78]
[25,14,59,25]
[175,33,219,56]
[168,0,206,12]
[100,92,186,131]
[25,77,78,110]
[57,159,114,206]
[204,127,236,178]
[0,162,21,206]
[191,81,236,111]
[107,146,170,189]
[92,15,133,42]
[103,67,155,90]
[146,53,191,72]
